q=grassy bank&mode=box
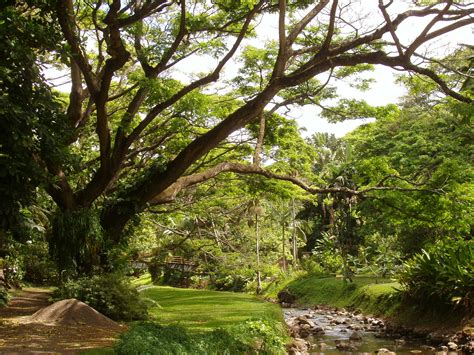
[140,286,283,331]
[264,272,470,332]
[115,281,288,353]
[264,273,400,315]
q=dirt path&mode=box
[0,288,125,353]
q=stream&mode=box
[284,307,465,354]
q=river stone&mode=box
[290,337,309,352]
[335,340,357,351]
[317,342,327,350]
[288,324,300,337]
[349,331,362,341]
[299,328,311,338]
[461,340,474,353]
[420,345,436,351]
[439,345,448,351]
[348,324,363,331]
[376,348,395,354]
[371,319,384,327]
[394,338,406,345]
[427,332,446,343]
[311,326,324,335]
[446,341,458,350]
[296,316,316,328]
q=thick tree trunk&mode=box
[282,223,287,272]
[291,198,297,267]
[255,213,262,294]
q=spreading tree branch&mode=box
[149,162,442,205]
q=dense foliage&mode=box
[398,239,474,311]
[53,273,148,321]
[0,1,66,237]
[1,0,471,277]
[0,2,472,345]
[0,287,8,307]
[116,319,287,355]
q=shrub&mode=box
[115,322,252,355]
[116,323,196,354]
[213,274,250,292]
[22,241,58,284]
[228,317,287,353]
[115,318,287,354]
[300,257,330,276]
[0,287,9,307]
[210,267,255,292]
[397,238,473,311]
[53,273,148,321]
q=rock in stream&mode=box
[283,306,471,354]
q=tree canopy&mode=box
[1,0,473,273]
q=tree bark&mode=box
[255,212,262,294]
[291,198,297,267]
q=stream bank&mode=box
[284,305,473,354]
[264,275,473,354]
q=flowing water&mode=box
[284,308,461,354]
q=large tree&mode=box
[3,0,473,271]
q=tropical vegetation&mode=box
[0,0,473,352]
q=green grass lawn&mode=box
[140,286,283,332]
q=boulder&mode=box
[277,289,297,304]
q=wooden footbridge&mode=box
[163,256,197,272]
[132,255,197,273]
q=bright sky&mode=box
[256,1,471,138]
[291,66,405,138]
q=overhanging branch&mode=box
[149,162,442,205]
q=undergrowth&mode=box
[266,272,471,329]
[0,287,9,307]
[116,319,287,355]
[53,273,148,321]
